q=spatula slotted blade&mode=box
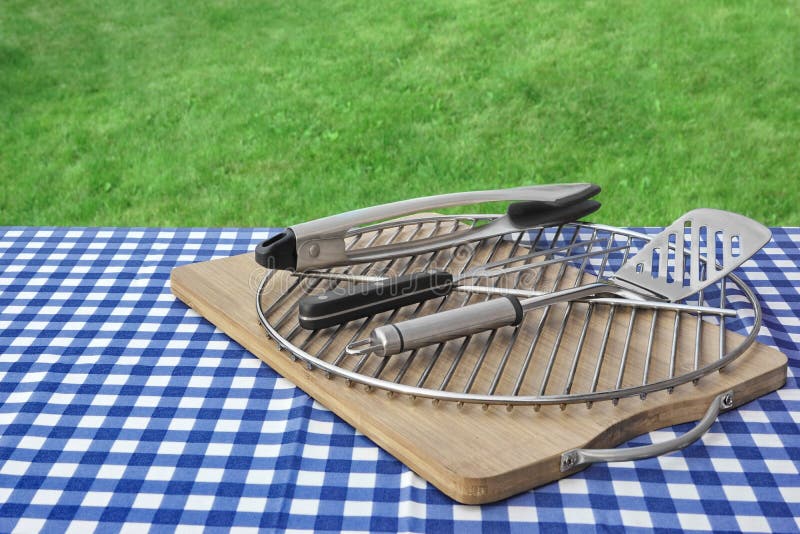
[613,209,771,302]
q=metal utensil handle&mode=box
[456,286,735,316]
[560,390,734,472]
[363,284,616,358]
[292,184,599,237]
[367,297,524,357]
[517,282,627,311]
[344,199,601,266]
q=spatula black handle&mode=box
[298,271,454,330]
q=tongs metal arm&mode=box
[294,183,599,237]
[255,183,601,271]
[343,198,600,267]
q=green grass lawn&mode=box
[1,1,798,227]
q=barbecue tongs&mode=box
[255,183,601,271]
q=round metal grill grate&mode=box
[255,215,761,407]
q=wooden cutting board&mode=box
[170,251,787,504]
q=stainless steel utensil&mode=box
[295,237,632,329]
[347,209,771,358]
[255,183,600,271]
[294,246,734,330]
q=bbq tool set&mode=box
[255,185,769,353]
[344,209,770,358]
[170,182,786,503]
[250,182,776,401]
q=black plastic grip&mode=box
[506,199,601,228]
[255,229,297,270]
[298,271,454,330]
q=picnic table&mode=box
[0,227,798,532]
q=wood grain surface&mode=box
[170,249,787,504]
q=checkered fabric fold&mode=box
[0,227,798,533]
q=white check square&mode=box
[678,513,712,531]
[289,499,319,516]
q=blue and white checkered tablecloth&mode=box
[0,227,798,533]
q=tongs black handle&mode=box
[256,183,601,272]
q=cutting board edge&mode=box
[415,357,787,504]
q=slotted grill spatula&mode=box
[348,209,771,358]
